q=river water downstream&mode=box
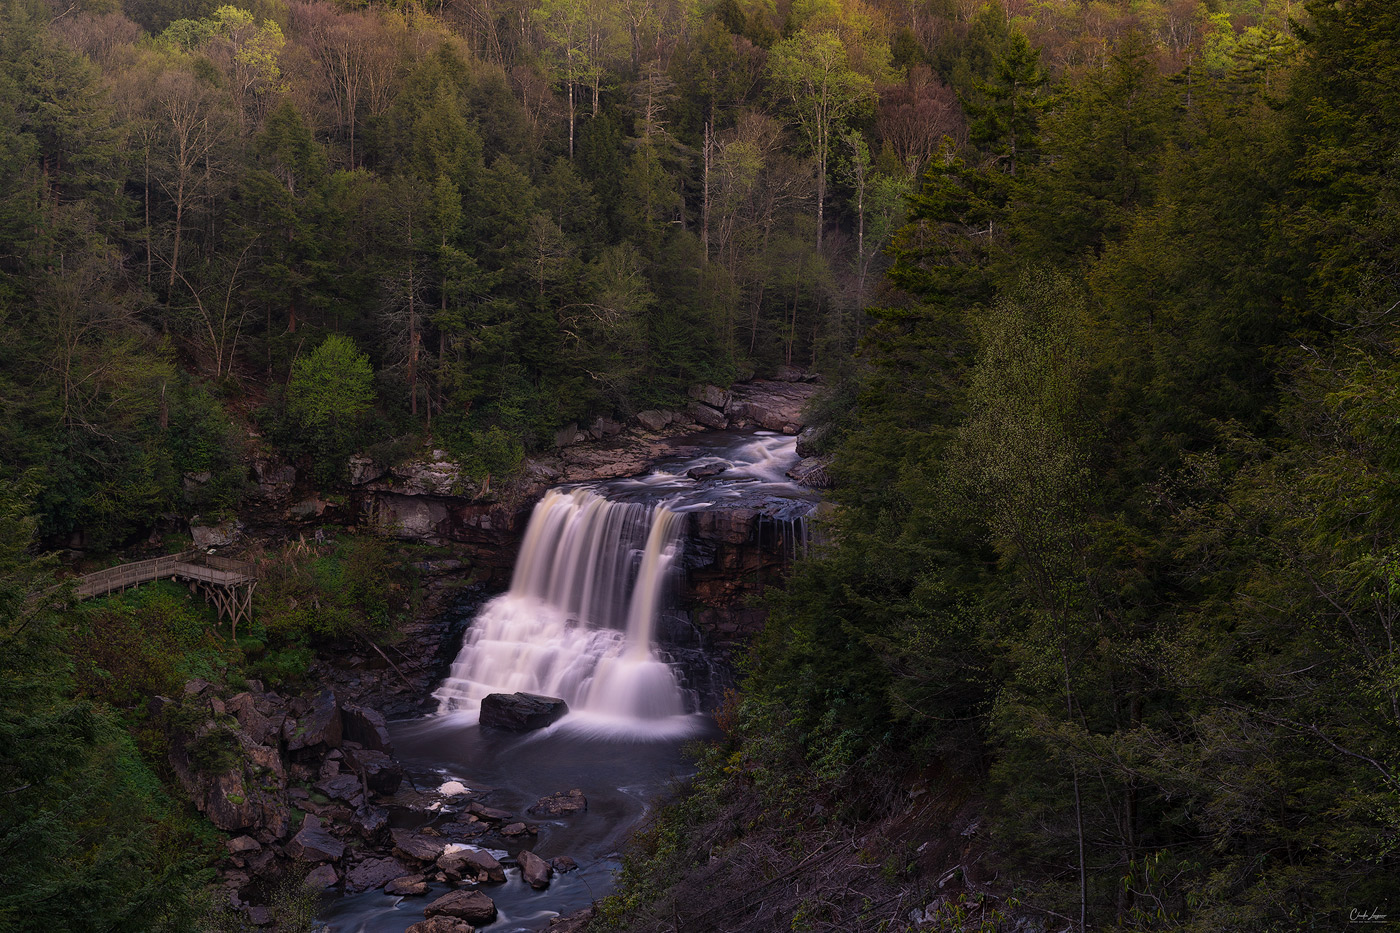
[319,432,818,932]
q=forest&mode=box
[1,0,1395,929]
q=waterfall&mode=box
[435,488,697,732]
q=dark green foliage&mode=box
[608,8,1400,931]
[0,481,211,933]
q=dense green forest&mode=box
[603,1,1400,931]
[3,0,1395,928]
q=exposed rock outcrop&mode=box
[286,814,344,863]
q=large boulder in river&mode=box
[438,848,505,883]
[346,856,410,891]
[528,788,587,817]
[424,889,497,925]
[479,693,568,732]
[391,828,447,865]
[518,850,552,890]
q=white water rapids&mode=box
[434,488,696,735]
[433,432,820,739]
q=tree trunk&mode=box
[1063,644,1087,932]
[568,81,576,159]
[702,120,712,263]
[144,146,152,287]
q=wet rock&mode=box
[688,402,728,430]
[527,788,587,817]
[686,463,726,480]
[518,850,552,890]
[467,802,513,823]
[353,806,390,842]
[424,889,497,925]
[407,918,475,933]
[392,829,447,864]
[439,848,505,884]
[691,508,760,545]
[286,689,342,751]
[342,746,403,795]
[550,856,579,873]
[305,863,340,888]
[786,457,831,488]
[341,700,397,750]
[286,815,344,863]
[439,820,488,839]
[387,875,430,897]
[479,693,568,732]
[315,774,364,807]
[499,822,534,837]
[347,857,411,891]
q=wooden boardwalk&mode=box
[75,550,258,635]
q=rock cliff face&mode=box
[345,379,821,592]
[682,507,809,653]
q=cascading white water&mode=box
[435,488,695,731]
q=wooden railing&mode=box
[75,550,200,599]
[74,550,258,634]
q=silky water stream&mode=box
[319,432,819,932]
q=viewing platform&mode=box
[75,550,258,635]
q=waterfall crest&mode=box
[435,488,696,732]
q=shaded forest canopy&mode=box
[0,0,1300,549]
[4,0,1399,929]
